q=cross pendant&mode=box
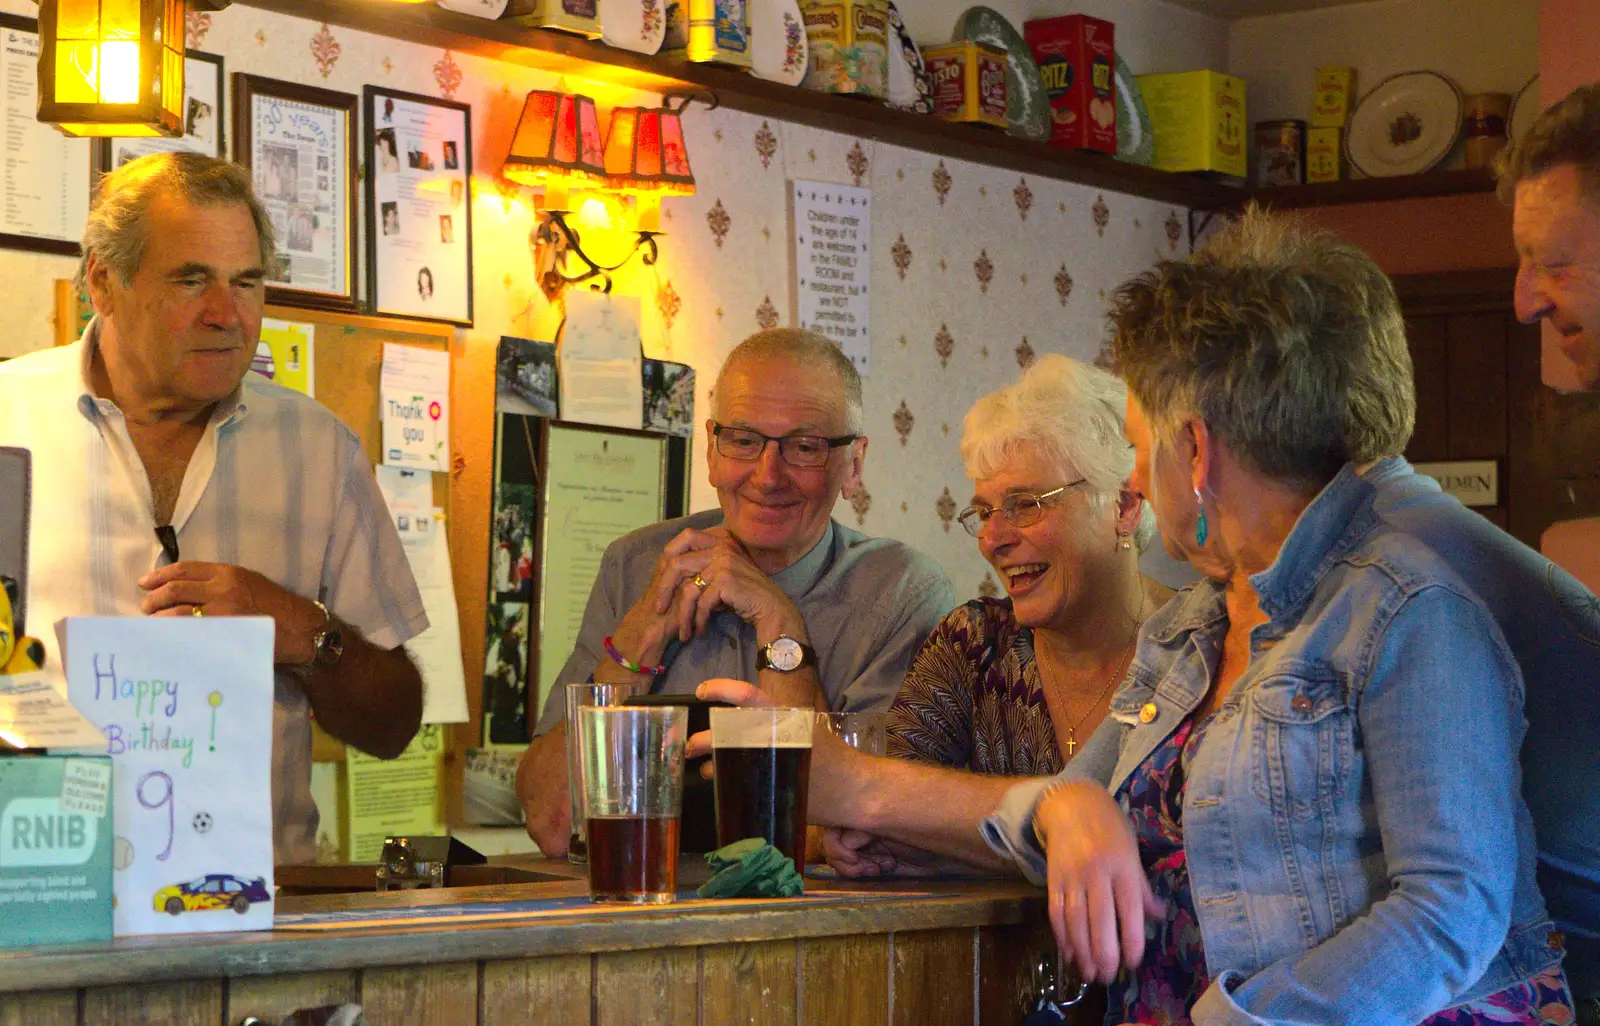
[1064,731,1077,756]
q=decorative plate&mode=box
[750,0,807,86]
[600,0,667,55]
[1510,74,1540,148]
[952,6,1050,142]
[1345,70,1464,178]
[886,1,932,113]
[1113,55,1154,166]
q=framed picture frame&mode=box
[364,85,474,326]
[0,13,92,257]
[96,51,226,173]
[231,73,359,313]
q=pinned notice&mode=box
[62,617,275,937]
[791,179,871,375]
[381,344,451,472]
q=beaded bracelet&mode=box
[603,635,664,676]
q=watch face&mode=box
[767,636,803,672]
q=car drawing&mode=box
[153,874,271,915]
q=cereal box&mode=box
[1137,70,1247,178]
[1306,126,1341,182]
[798,0,888,98]
[1024,15,1115,153]
[1312,67,1355,128]
[923,42,1007,129]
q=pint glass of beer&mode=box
[575,704,686,904]
[564,682,643,863]
[710,707,813,868]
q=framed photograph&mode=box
[232,73,358,313]
[97,51,226,172]
[0,13,92,256]
[364,85,473,326]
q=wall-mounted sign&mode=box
[1414,460,1499,508]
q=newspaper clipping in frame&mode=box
[249,94,350,300]
[370,90,472,324]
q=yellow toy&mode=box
[0,576,44,675]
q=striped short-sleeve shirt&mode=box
[0,324,428,863]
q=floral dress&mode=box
[1112,715,1575,1026]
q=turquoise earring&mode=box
[1194,487,1208,546]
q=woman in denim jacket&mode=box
[1011,210,1570,1025]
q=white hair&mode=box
[961,354,1157,551]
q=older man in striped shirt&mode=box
[0,152,427,864]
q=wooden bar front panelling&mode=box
[892,928,974,1026]
[81,980,223,1026]
[800,934,889,1026]
[481,954,592,1023]
[229,970,360,1024]
[701,940,798,1025]
[0,991,76,1026]
[362,962,478,1024]
[595,948,698,1026]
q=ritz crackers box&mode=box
[0,755,114,946]
[1024,15,1115,153]
[1137,70,1247,178]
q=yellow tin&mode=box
[1137,70,1247,178]
[923,41,1009,129]
[1306,126,1341,183]
[1312,67,1354,128]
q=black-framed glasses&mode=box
[712,424,858,468]
[957,480,1086,537]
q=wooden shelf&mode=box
[1251,167,1498,210]
[241,0,1239,209]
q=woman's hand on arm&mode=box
[1036,779,1163,984]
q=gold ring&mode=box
[191,605,204,617]
[692,573,709,592]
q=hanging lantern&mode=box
[37,0,186,137]
[502,89,605,212]
[602,98,698,234]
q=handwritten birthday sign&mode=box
[63,617,275,937]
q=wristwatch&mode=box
[756,635,816,673]
[310,600,345,669]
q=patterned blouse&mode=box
[886,599,1063,775]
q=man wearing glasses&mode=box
[517,328,955,855]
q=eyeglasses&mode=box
[711,424,858,468]
[957,480,1085,537]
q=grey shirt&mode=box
[534,509,956,733]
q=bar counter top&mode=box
[0,856,1061,1025]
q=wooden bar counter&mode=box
[0,857,1059,1025]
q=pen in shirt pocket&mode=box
[154,525,180,566]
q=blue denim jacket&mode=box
[982,464,1562,1025]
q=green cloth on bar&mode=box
[696,838,804,898]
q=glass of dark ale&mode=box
[564,682,643,864]
[710,707,813,868]
[575,704,686,904]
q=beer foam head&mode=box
[710,707,813,748]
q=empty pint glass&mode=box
[576,705,686,904]
[818,711,887,755]
[565,681,643,863]
[710,707,813,868]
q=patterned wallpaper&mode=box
[0,0,1192,600]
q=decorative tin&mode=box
[1137,70,1247,178]
[508,0,602,38]
[1255,118,1305,187]
[1306,126,1341,182]
[923,41,1008,129]
[663,0,752,68]
[1312,66,1355,127]
[1024,14,1115,153]
[797,0,888,98]
[1464,91,1511,169]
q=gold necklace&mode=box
[1055,641,1135,757]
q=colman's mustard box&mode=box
[0,755,113,947]
[1137,70,1247,178]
